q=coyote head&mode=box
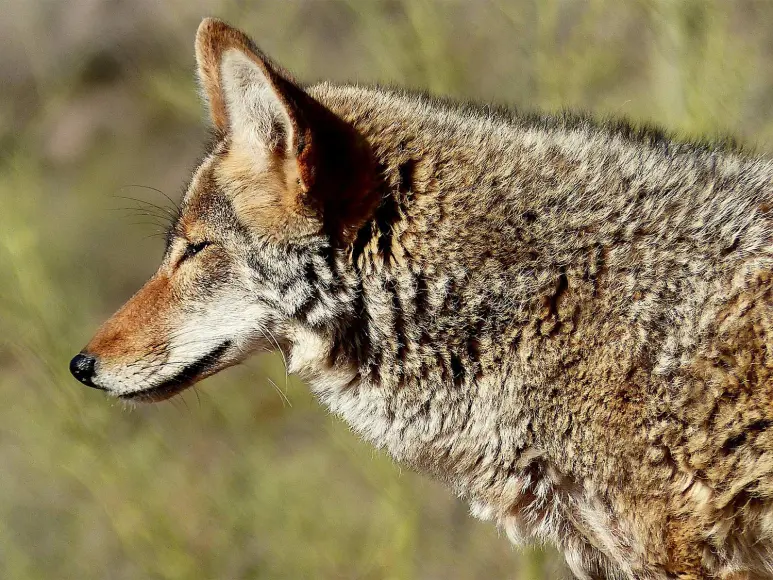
[70,19,376,401]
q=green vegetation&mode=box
[1,1,771,578]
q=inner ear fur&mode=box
[195,18,305,154]
[195,18,378,245]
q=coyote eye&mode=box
[183,241,211,261]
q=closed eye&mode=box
[182,240,211,262]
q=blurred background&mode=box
[2,1,773,578]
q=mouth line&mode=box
[119,340,232,402]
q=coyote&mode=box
[70,18,773,579]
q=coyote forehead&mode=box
[70,17,773,579]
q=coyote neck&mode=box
[287,84,773,578]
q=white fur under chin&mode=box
[287,325,405,459]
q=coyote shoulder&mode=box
[71,18,773,579]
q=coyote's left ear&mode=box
[195,18,313,177]
[194,18,376,241]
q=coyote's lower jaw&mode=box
[70,339,237,402]
[118,383,188,403]
[117,340,234,402]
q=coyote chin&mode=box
[71,18,773,579]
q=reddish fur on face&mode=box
[85,274,176,363]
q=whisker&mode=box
[112,194,178,222]
[262,326,290,395]
[267,376,292,407]
[118,185,181,212]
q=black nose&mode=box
[69,353,100,389]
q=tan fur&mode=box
[74,19,773,579]
[215,146,316,239]
[85,274,174,364]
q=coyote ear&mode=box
[195,19,310,168]
[194,18,378,243]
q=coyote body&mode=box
[72,19,773,579]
